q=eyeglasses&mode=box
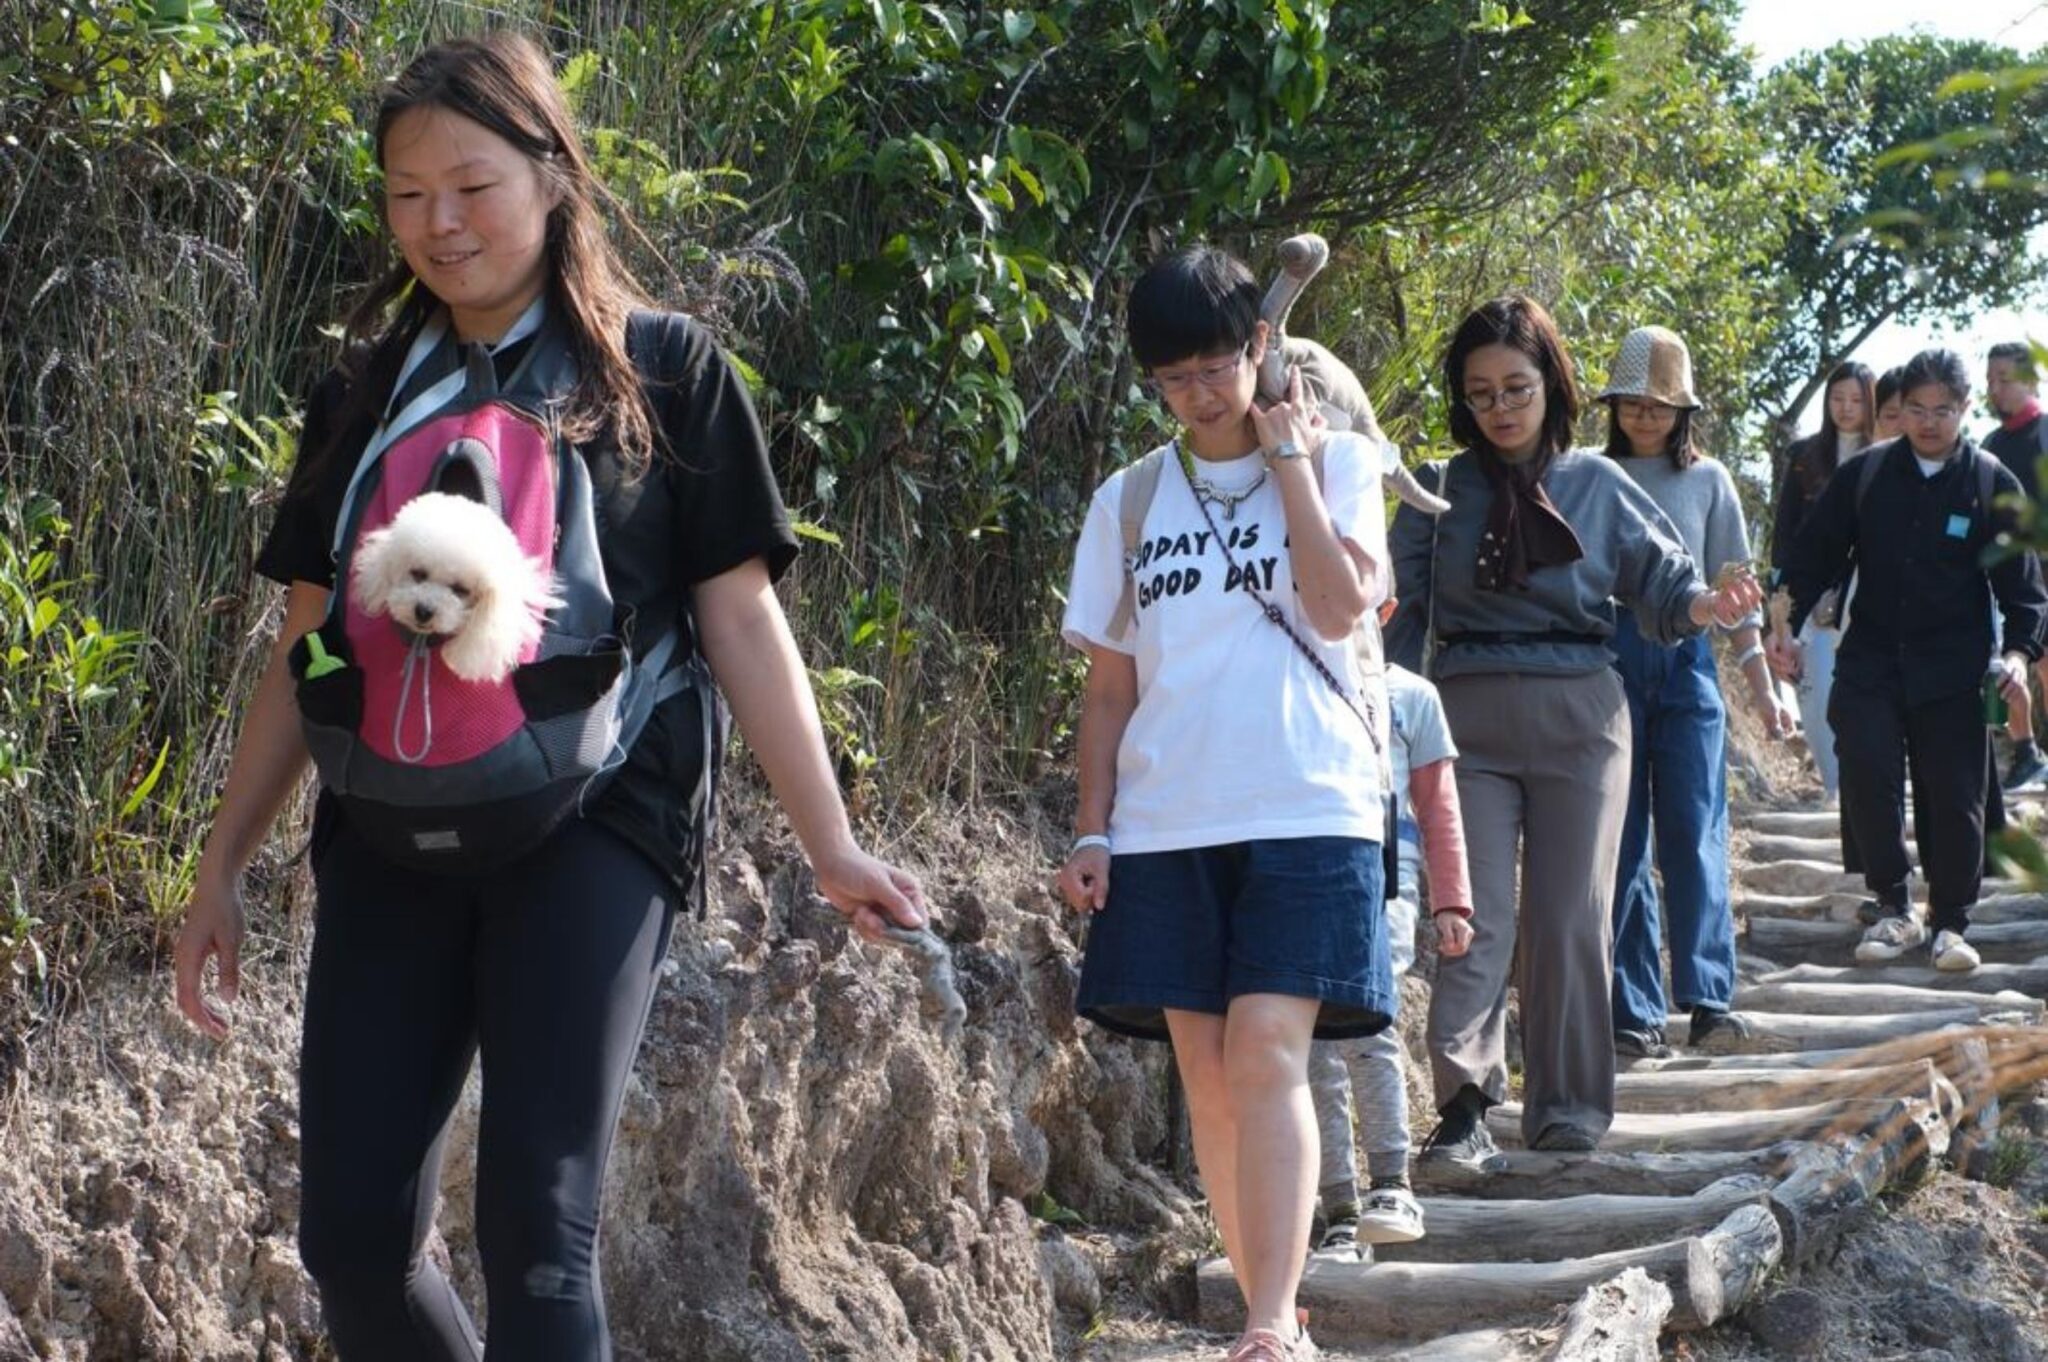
[1616,399,1678,421]
[1150,344,1250,396]
[1463,384,1541,413]
[1903,404,1962,424]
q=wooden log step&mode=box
[1612,1059,1942,1114]
[1374,1176,1769,1265]
[1628,1026,1979,1075]
[1379,1328,1559,1361]
[1730,980,2043,1019]
[1739,860,2019,898]
[1745,917,2048,967]
[1742,892,2048,926]
[1970,892,2048,924]
[1661,1007,1989,1053]
[1744,810,1863,837]
[1738,860,1856,896]
[1754,956,2048,997]
[1742,833,1862,865]
[1413,1145,1804,1200]
[1544,1268,1673,1361]
[1197,1206,1782,1341]
[1767,1098,1950,1264]
[1737,890,1865,922]
[1487,1098,1919,1154]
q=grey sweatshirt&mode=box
[1388,448,1710,679]
[1615,453,1762,631]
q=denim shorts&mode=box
[1076,836,1393,1042]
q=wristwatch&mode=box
[1264,440,1307,463]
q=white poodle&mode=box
[351,492,560,683]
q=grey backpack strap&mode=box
[1105,447,1170,643]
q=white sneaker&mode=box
[1855,913,1927,962]
[1357,1183,1426,1245]
[1932,929,1980,972]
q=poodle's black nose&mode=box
[413,603,436,625]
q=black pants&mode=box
[1840,736,2003,876]
[1831,675,1986,933]
[298,817,676,1362]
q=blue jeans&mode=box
[1609,614,1737,1034]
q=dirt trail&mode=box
[0,763,2043,1360]
[1079,785,2048,1361]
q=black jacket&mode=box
[1768,433,1838,579]
[1983,411,2045,505]
[1782,438,2047,705]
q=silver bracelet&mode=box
[1263,439,1307,463]
[1069,833,1112,857]
[1734,642,1765,668]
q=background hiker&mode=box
[1057,245,1391,1362]
[1982,341,2048,791]
[1384,296,1760,1164]
[1767,362,1877,806]
[1773,347,2047,976]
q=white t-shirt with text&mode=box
[1061,431,1390,854]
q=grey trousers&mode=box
[1310,895,1418,1192]
[1427,669,1631,1145]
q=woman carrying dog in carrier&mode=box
[1383,297,1760,1167]
[1766,362,1876,804]
[173,34,924,1361]
[1597,326,1794,1061]
[1057,245,1394,1362]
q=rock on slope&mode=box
[0,796,1194,1360]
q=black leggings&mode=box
[297,816,675,1362]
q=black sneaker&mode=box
[2004,743,2047,792]
[1687,1006,1751,1048]
[1529,1122,1599,1152]
[1417,1105,1502,1170]
[1613,1028,1672,1060]
[1855,886,1912,927]
[1313,1207,1366,1260]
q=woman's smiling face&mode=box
[383,105,558,343]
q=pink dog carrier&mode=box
[289,301,705,872]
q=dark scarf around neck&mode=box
[1474,447,1585,592]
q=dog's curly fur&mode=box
[352,493,561,682]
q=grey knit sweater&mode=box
[1614,452,1762,632]
[1388,448,1711,679]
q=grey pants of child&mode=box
[1427,669,1631,1146]
[1310,895,1417,1193]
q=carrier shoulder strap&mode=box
[1105,447,1172,642]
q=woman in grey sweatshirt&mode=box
[1387,298,1758,1166]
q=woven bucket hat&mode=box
[1599,325,1700,409]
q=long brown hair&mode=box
[1444,295,1580,471]
[339,33,658,473]
[1796,362,1875,496]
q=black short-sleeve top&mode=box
[255,308,798,888]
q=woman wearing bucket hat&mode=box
[1598,326,1794,1059]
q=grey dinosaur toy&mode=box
[1258,233,1451,516]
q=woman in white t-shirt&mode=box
[1057,246,1391,1362]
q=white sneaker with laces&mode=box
[1357,1184,1426,1245]
[1932,929,1980,972]
[1855,913,1927,963]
